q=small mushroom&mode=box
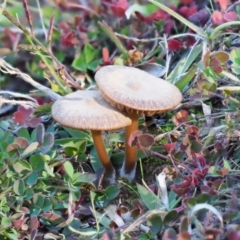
[51,90,131,183]
[95,65,182,180]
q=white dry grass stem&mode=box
[156,172,169,210]
[188,203,223,235]
[0,58,61,101]
[120,209,167,240]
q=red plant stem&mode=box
[91,130,115,178]
[124,111,139,174]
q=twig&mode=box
[36,0,47,40]
[0,58,61,101]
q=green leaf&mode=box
[72,172,96,184]
[223,160,231,170]
[41,133,54,154]
[184,198,197,208]
[13,179,25,196]
[55,139,87,150]
[63,127,92,142]
[64,161,74,178]
[42,198,52,212]
[25,188,34,200]
[34,103,52,118]
[22,142,39,157]
[29,154,45,172]
[163,210,178,224]
[168,44,202,84]
[175,66,197,91]
[147,214,162,234]
[137,184,162,210]
[17,127,30,141]
[13,160,32,173]
[36,124,45,145]
[26,171,38,186]
[72,54,87,71]
[33,194,45,208]
[107,133,125,142]
[105,186,119,200]
[93,192,108,208]
[196,193,211,203]
[84,43,97,64]
[44,163,55,177]
[90,146,112,172]
[230,48,240,74]
[87,59,102,71]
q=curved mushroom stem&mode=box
[120,111,139,180]
[91,130,116,182]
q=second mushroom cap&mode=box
[95,65,182,116]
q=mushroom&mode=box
[51,90,131,183]
[95,65,182,180]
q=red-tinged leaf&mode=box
[212,11,224,25]
[13,112,26,125]
[1,28,18,48]
[61,31,76,47]
[26,117,42,128]
[128,130,142,147]
[168,39,182,51]
[151,9,169,22]
[137,134,155,148]
[14,137,29,149]
[202,167,209,177]
[218,0,228,11]
[216,168,229,177]
[172,186,186,196]
[186,125,199,139]
[223,11,238,22]
[130,208,141,218]
[214,141,224,151]
[13,217,28,230]
[192,168,202,178]
[201,185,212,194]
[30,216,39,231]
[110,0,128,18]
[179,5,198,19]
[201,228,223,237]
[163,142,176,153]
[135,11,147,22]
[203,51,211,68]
[101,232,115,240]
[211,51,229,65]
[18,106,32,118]
[189,9,210,26]
[177,231,191,240]
[180,0,194,5]
[41,212,65,225]
[195,154,207,167]
[164,19,174,34]
[172,110,189,126]
[226,230,240,240]
[110,5,126,18]
[19,207,30,214]
[210,57,222,73]
[212,179,223,190]
[179,6,190,18]
[102,47,109,63]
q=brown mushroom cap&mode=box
[51,90,131,130]
[95,65,182,116]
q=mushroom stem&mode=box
[91,130,115,180]
[121,111,139,180]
